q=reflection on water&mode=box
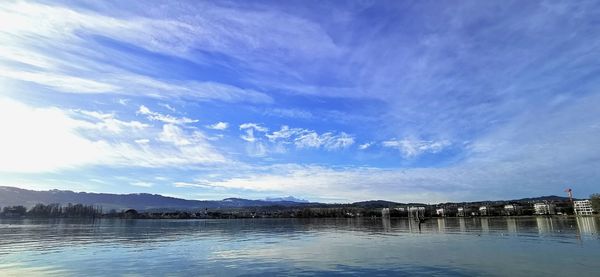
[506,218,517,234]
[481,217,489,233]
[376,216,597,237]
[0,217,598,276]
[536,217,553,234]
[437,218,446,233]
[576,216,598,235]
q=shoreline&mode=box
[1,214,598,220]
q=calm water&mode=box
[0,217,599,276]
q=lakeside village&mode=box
[1,193,598,220]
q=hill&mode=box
[0,186,577,212]
[0,186,310,211]
[514,195,574,202]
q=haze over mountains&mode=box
[0,186,572,212]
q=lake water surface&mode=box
[0,217,599,276]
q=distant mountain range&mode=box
[264,196,309,203]
[0,186,310,211]
[0,186,575,211]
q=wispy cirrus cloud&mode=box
[130,181,154,188]
[263,108,314,120]
[172,181,215,189]
[0,67,120,93]
[295,131,355,150]
[76,110,149,134]
[137,105,197,125]
[382,138,451,158]
[0,2,274,103]
[237,123,356,156]
[265,126,355,151]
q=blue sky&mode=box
[1,0,599,202]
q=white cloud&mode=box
[130,181,154,188]
[158,124,192,146]
[159,103,176,112]
[137,105,197,125]
[239,123,268,132]
[135,139,150,145]
[77,110,148,134]
[0,98,226,173]
[240,130,257,142]
[2,1,338,61]
[246,141,268,157]
[265,126,355,151]
[207,121,229,130]
[173,181,215,189]
[207,164,464,203]
[264,108,313,119]
[117,99,129,106]
[0,67,120,93]
[294,131,321,148]
[382,138,450,157]
[0,2,274,104]
[209,93,600,202]
[321,132,355,150]
[0,45,56,69]
[265,125,303,142]
[237,123,270,157]
[239,123,268,143]
[0,98,112,172]
[358,142,373,150]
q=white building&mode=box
[504,204,521,216]
[479,206,488,216]
[408,206,426,219]
[436,208,445,217]
[534,203,556,215]
[381,208,390,217]
[574,200,594,216]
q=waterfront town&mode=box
[1,191,598,220]
[383,198,596,219]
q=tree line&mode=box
[1,203,102,218]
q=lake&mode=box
[0,217,598,276]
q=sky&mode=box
[1,0,599,203]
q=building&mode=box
[381,208,390,217]
[436,208,446,217]
[574,200,594,216]
[408,206,426,219]
[479,206,488,216]
[534,203,556,215]
[457,207,467,217]
[504,204,521,216]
